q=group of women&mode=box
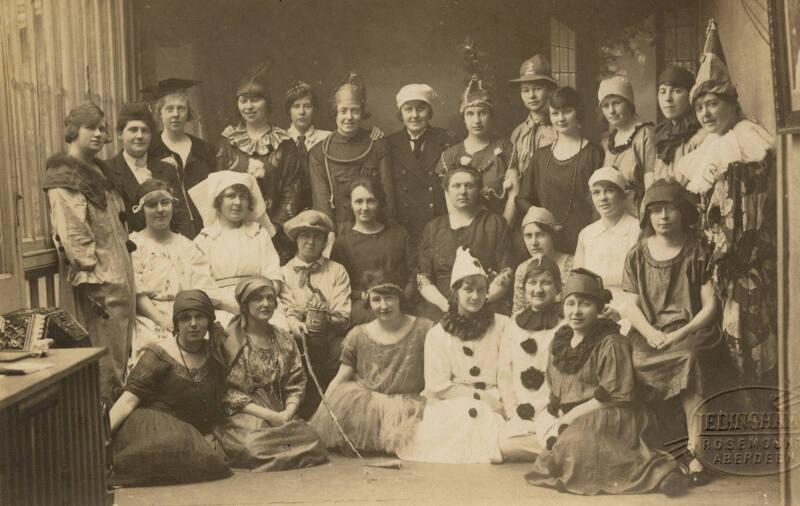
[41,19,776,497]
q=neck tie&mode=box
[134,157,147,168]
[411,137,422,158]
[294,260,321,289]
[296,135,308,159]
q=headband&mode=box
[132,189,178,213]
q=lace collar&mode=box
[606,122,653,155]
[221,123,291,156]
[550,319,619,374]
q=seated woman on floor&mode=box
[110,290,230,487]
[397,247,519,464]
[498,255,563,461]
[128,178,220,368]
[331,177,416,325]
[214,276,328,471]
[526,269,685,496]
[621,180,731,486]
[310,272,433,455]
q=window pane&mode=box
[569,48,576,72]
[561,24,569,47]
[677,26,693,60]
[664,30,676,60]
[677,6,693,25]
[569,28,576,49]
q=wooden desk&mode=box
[0,348,111,506]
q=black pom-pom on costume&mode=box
[468,408,478,418]
[474,381,486,390]
[462,346,474,356]
[557,423,568,435]
[125,240,137,253]
[520,367,545,390]
[516,403,535,420]
[469,366,481,377]
[546,436,557,450]
[520,338,538,354]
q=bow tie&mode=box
[294,261,322,288]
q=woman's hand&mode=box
[664,328,687,348]
[645,329,668,349]
[599,306,621,321]
[368,126,385,140]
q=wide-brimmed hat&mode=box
[188,171,274,234]
[283,209,334,241]
[509,54,558,85]
[140,78,200,102]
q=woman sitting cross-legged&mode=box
[397,247,511,464]
[110,290,230,487]
[525,269,686,496]
[214,276,328,471]
[621,180,732,486]
[128,178,220,368]
[497,255,564,461]
[310,272,433,455]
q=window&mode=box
[661,4,699,72]
[550,18,576,88]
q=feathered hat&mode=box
[237,62,270,99]
[460,39,494,113]
[333,71,367,107]
[690,19,737,104]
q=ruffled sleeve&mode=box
[594,335,635,403]
[125,346,170,400]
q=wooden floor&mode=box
[114,455,784,506]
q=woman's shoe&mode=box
[659,470,688,497]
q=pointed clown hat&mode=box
[450,246,488,288]
[690,19,737,104]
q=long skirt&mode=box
[310,381,424,454]
[396,396,504,464]
[113,408,230,487]
[214,413,328,472]
[526,405,679,495]
[630,324,731,401]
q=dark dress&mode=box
[331,223,416,325]
[387,127,453,244]
[309,129,395,230]
[104,151,194,238]
[437,138,514,218]
[516,141,604,254]
[214,317,328,471]
[622,236,731,401]
[526,322,680,495]
[112,344,230,487]
[416,209,511,320]
[149,133,216,237]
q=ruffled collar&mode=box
[515,306,561,331]
[655,114,701,163]
[675,119,774,194]
[440,306,495,341]
[550,318,619,374]
[606,122,653,155]
[221,123,291,156]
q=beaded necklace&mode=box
[541,138,585,228]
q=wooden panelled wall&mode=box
[0,0,136,309]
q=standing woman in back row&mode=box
[217,64,302,262]
[598,75,656,217]
[43,103,136,402]
[146,79,217,238]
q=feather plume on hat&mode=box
[237,61,271,99]
[460,38,494,113]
